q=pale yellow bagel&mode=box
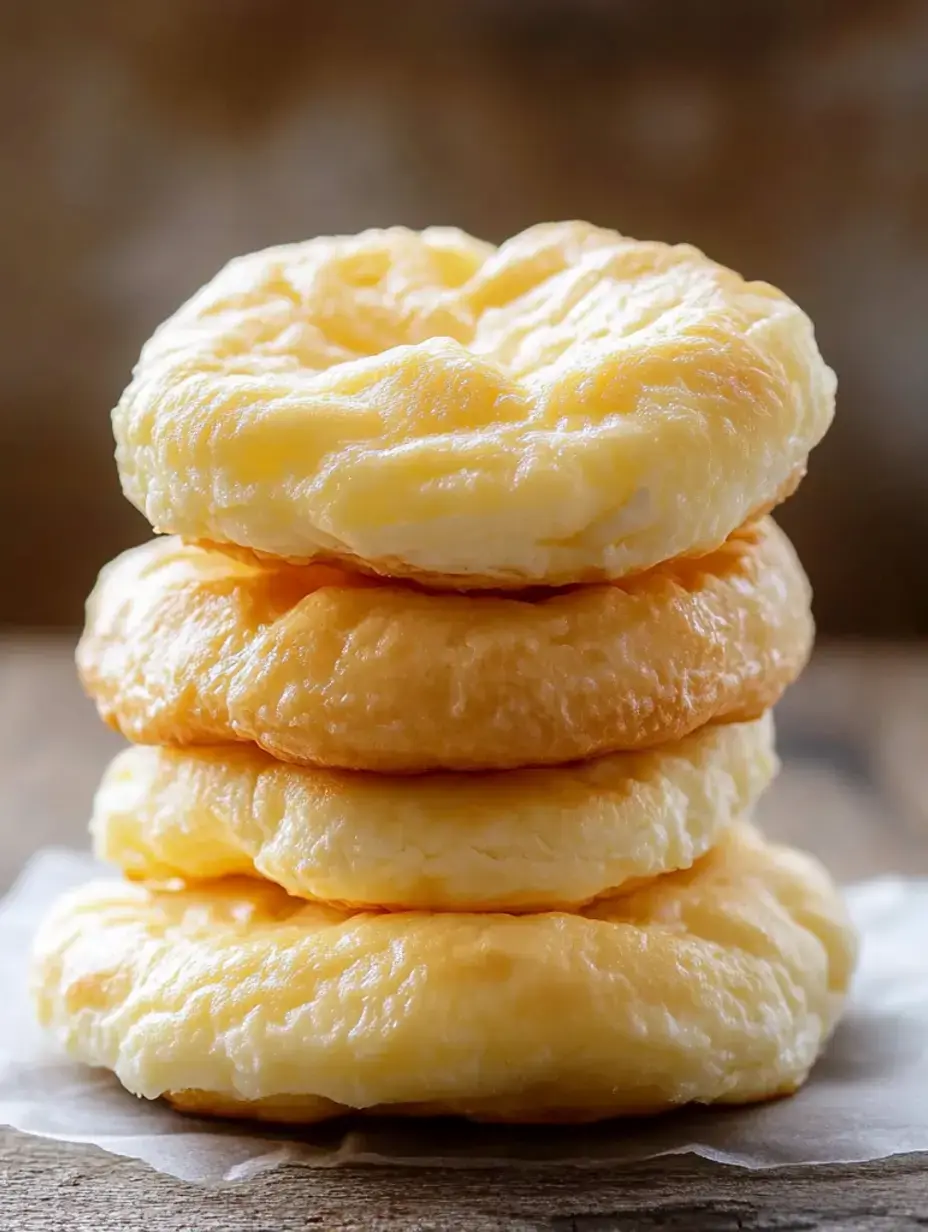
[31,824,856,1124]
[78,518,811,772]
[112,222,835,586]
[92,717,775,912]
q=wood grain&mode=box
[3,1135,928,1231]
[1,635,927,1229]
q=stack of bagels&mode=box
[32,223,857,1125]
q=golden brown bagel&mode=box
[112,222,835,585]
[31,823,856,1124]
[91,716,775,912]
[77,518,811,773]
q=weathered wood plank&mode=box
[2,1131,928,1231]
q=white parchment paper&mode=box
[1,848,926,1183]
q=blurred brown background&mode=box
[2,0,927,635]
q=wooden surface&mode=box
[1,634,927,1230]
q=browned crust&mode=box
[164,1081,803,1126]
[78,517,812,772]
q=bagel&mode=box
[31,823,856,1124]
[77,518,811,773]
[112,222,835,586]
[91,716,774,913]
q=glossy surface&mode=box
[31,824,856,1123]
[92,717,775,911]
[113,222,835,584]
[77,519,811,772]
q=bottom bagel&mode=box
[31,823,856,1124]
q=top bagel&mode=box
[113,222,835,586]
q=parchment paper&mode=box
[1,848,926,1183]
